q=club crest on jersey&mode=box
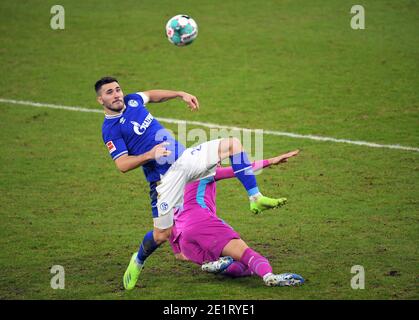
[128,99,139,107]
[160,202,169,211]
[131,113,154,136]
[106,141,116,153]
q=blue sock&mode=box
[229,152,260,197]
[136,230,159,265]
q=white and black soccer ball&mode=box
[165,14,198,46]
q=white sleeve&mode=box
[137,92,150,105]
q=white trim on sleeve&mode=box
[112,151,128,160]
[137,92,150,105]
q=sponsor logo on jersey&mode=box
[119,117,126,124]
[106,141,116,153]
[128,99,139,107]
[131,113,154,136]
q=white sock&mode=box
[249,192,262,202]
[263,273,273,282]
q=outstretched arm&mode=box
[214,150,300,181]
[142,90,199,111]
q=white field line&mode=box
[1,98,418,153]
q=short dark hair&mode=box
[94,76,119,93]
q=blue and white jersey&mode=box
[102,92,185,182]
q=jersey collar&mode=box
[104,106,126,119]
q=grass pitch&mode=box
[0,0,418,299]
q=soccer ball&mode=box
[165,15,198,46]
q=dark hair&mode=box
[94,76,119,93]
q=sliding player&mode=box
[169,150,304,286]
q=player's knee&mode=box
[153,227,172,244]
[229,137,242,154]
[153,233,168,245]
[218,137,243,160]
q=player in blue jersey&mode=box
[95,76,288,290]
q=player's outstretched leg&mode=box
[218,137,287,214]
[222,239,304,287]
[239,248,304,287]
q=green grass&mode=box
[0,0,418,299]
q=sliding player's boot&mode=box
[263,273,305,287]
[202,256,234,274]
[250,196,287,214]
[123,252,143,290]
